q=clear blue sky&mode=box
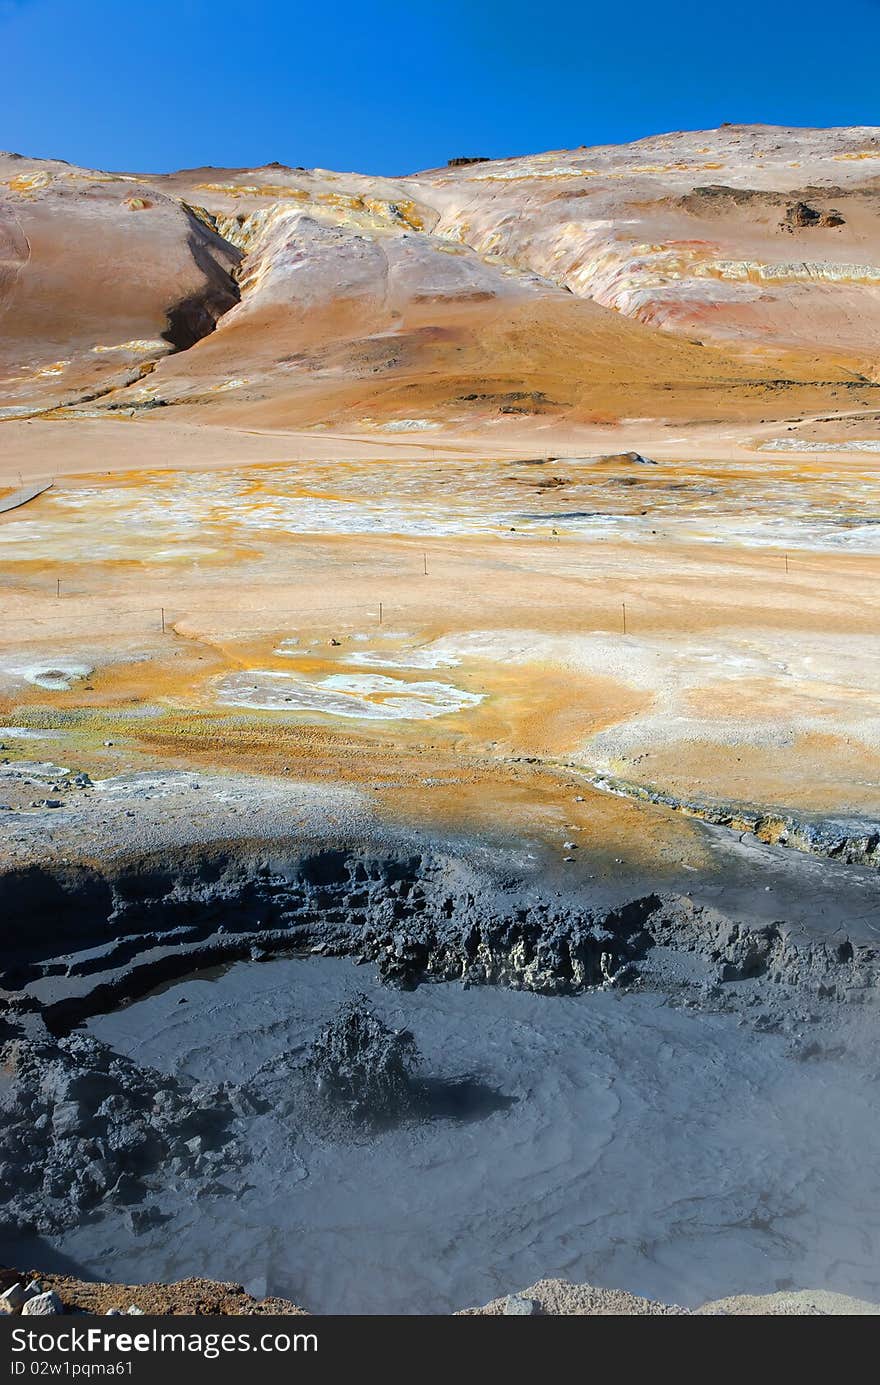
[2,0,879,175]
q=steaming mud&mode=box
[32,954,878,1315]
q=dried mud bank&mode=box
[588,772,880,869]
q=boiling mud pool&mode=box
[47,956,880,1313]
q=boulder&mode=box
[22,1291,63,1315]
[0,1283,25,1314]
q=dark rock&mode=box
[51,1100,86,1136]
[786,201,822,228]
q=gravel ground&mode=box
[0,1267,305,1316]
[6,1269,875,1315]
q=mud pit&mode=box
[1,816,878,1316]
[3,949,877,1315]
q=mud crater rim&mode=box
[1,835,876,1065]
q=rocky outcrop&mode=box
[783,200,846,230]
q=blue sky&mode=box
[1,0,879,174]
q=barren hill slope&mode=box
[2,124,879,431]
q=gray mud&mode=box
[2,955,878,1315]
[1,808,879,1314]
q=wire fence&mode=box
[0,547,871,646]
[4,590,771,644]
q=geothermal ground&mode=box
[1,123,879,1315]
